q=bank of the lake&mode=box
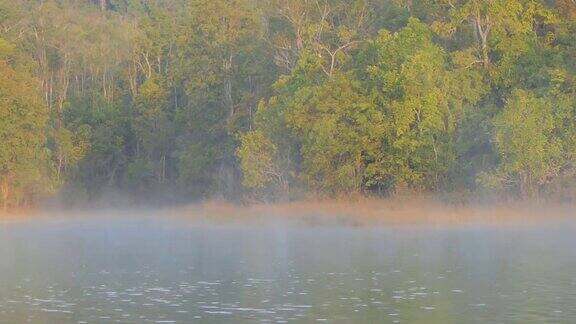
[169,197,576,227]
[2,196,575,227]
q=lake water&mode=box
[0,214,575,323]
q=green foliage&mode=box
[63,93,129,196]
[0,0,575,205]
[133,75,172,183]
[287,73,380,193]
[0,56,53,208]
[236,131,280,189]
[486,90,563,198]
[363,18,482,191]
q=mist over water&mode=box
[1,211,576,323]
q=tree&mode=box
[0,39,53,208]
[431,0,556,70]
[236,130,289,195]
[267,0,374,76]
[172,0,275,197]
[364,18,482,192]
[133,75,172,185]
[286,73,380,193]
[487,90,563,199]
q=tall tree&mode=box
[0,38,52,208]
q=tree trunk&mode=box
[1,176,12,210]
[473,13,491,68]
[224,54,234,123]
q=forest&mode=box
[0,0,575,208]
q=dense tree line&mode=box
[0,0,575,207]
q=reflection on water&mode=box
[0,215,575,323]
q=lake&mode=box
[0,213,575,323]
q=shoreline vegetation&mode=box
[3,196,573,227]
[170,197,576,226]
[1,1,576,209]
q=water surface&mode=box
[0,214,575,323]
